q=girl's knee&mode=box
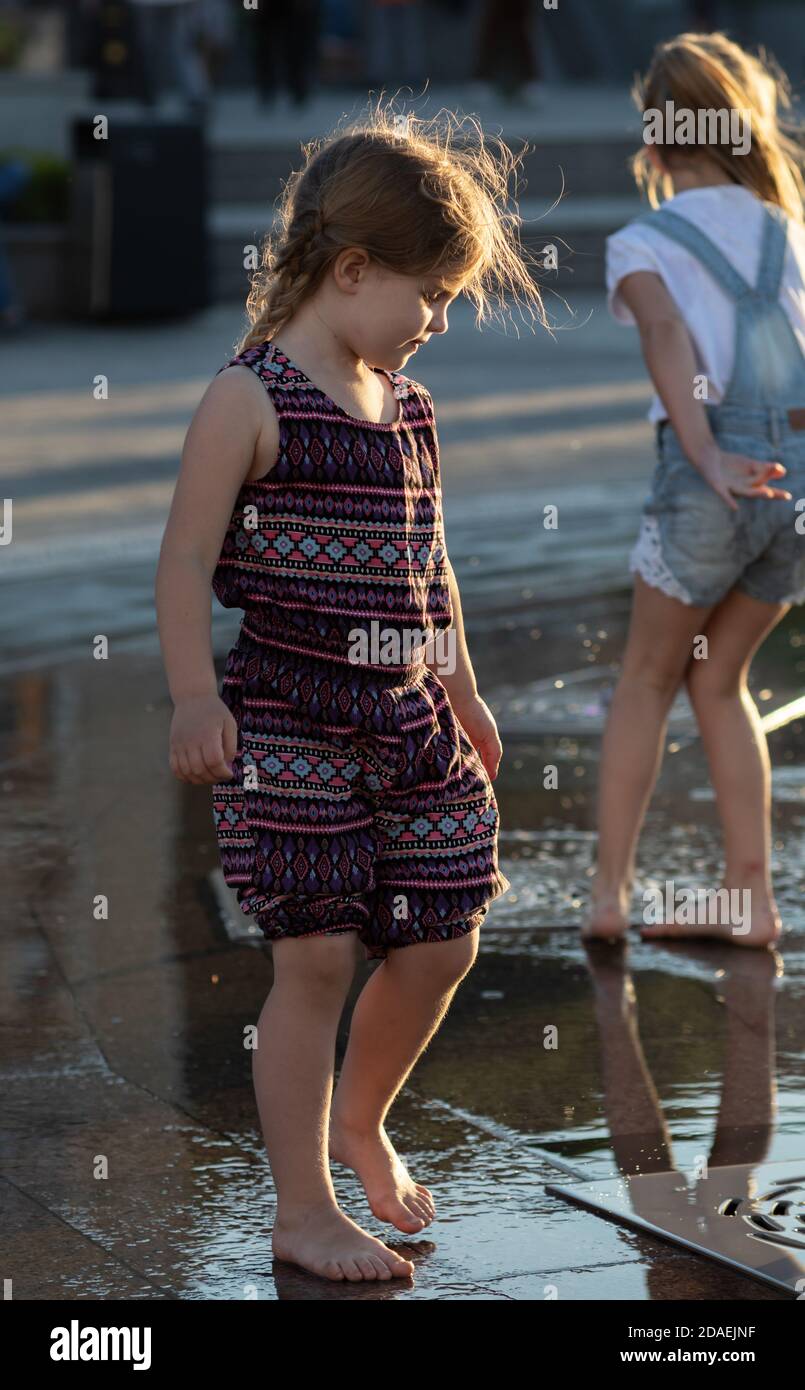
[685,663,743,703]
[621,660,683,698]
[271,931,358,993]
[401,928,479,984]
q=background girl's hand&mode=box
[169,694,239,784]
[691,443,791,512]
[453,694,503,781]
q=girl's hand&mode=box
[452,693,503,781]
[169,694,239,785]
[690,443,791,512]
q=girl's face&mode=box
[341,257,465,367]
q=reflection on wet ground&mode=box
[2,585,802,1299]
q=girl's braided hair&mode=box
[236,98,548,352]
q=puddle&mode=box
[3,503,804,1301]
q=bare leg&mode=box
[259,932,416,1282]
[329,929,479,1232]
[585,943,674,1175]
[641,587,787,948]
[586,575,713,938]
[709,947,777,1163]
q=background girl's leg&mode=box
[169,1,209,108]
[329,930,479,1232]
[283,0,320,106]
[587,575,713,937]
[256,932,415,1281]
[252,0,279,103]
[641,587,787,945]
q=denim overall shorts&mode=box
[629,203,805,608]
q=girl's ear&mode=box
[332,246,371,293]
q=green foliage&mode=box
[0,15,28,69]
[0,150,71,222]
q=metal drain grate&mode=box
[718,1180,805,1252]
[546,1159,805,1296]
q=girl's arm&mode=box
[617,271,790,510]
[426,557,478,706]
[426,557,503,780]
[619,270,714,463]
[155,365,276,782]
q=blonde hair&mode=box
[631,31,805,222]
[236,99,547,352]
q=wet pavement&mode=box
[2,299,804,1299]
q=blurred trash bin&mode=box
[68,112,208,319]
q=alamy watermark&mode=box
[643,880,751,935]
[347,620,456,675]
[643,101,752,157]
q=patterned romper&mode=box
[211,340,511,962]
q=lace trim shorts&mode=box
[630,420,805,607]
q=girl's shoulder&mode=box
[606,188,759,290]
[605,204,675,272]
[611,186,794,254]
[217,338,271,375]
[391,371,436,419]
[605,218,665,312]
[610,188,805,280]
[611,186,755,234]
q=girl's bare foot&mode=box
[328,1120,436,1234]
[640,877,781,949]
[272,1200,416,1281]
[583,884,630,941]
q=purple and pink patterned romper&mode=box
[211,339,511,962]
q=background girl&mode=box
[588,32,805,948]
[156,105,544,1283]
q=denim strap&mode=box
[636,207,753,301]
[754,204,789,301]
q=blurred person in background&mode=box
[366,0,426,90]
[472,0,540,106]
[194,0,235,89]
[321,0,361,83]
[686,0,719,28]
[128,0,209,112]
[251,0,323,109]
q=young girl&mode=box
[587,32,805,949]
[155,107,545,1283]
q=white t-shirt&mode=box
[605,185,805,422]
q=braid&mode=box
[239,204,330,352]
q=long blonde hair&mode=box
[236,99,547,352]
[631,31,805,221]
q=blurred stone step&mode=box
[209,135,642,206]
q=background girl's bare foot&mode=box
[329,1120,436,1233]
[640,878,781,949]
[273,1201,416,1281]
[583,884,631,941]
